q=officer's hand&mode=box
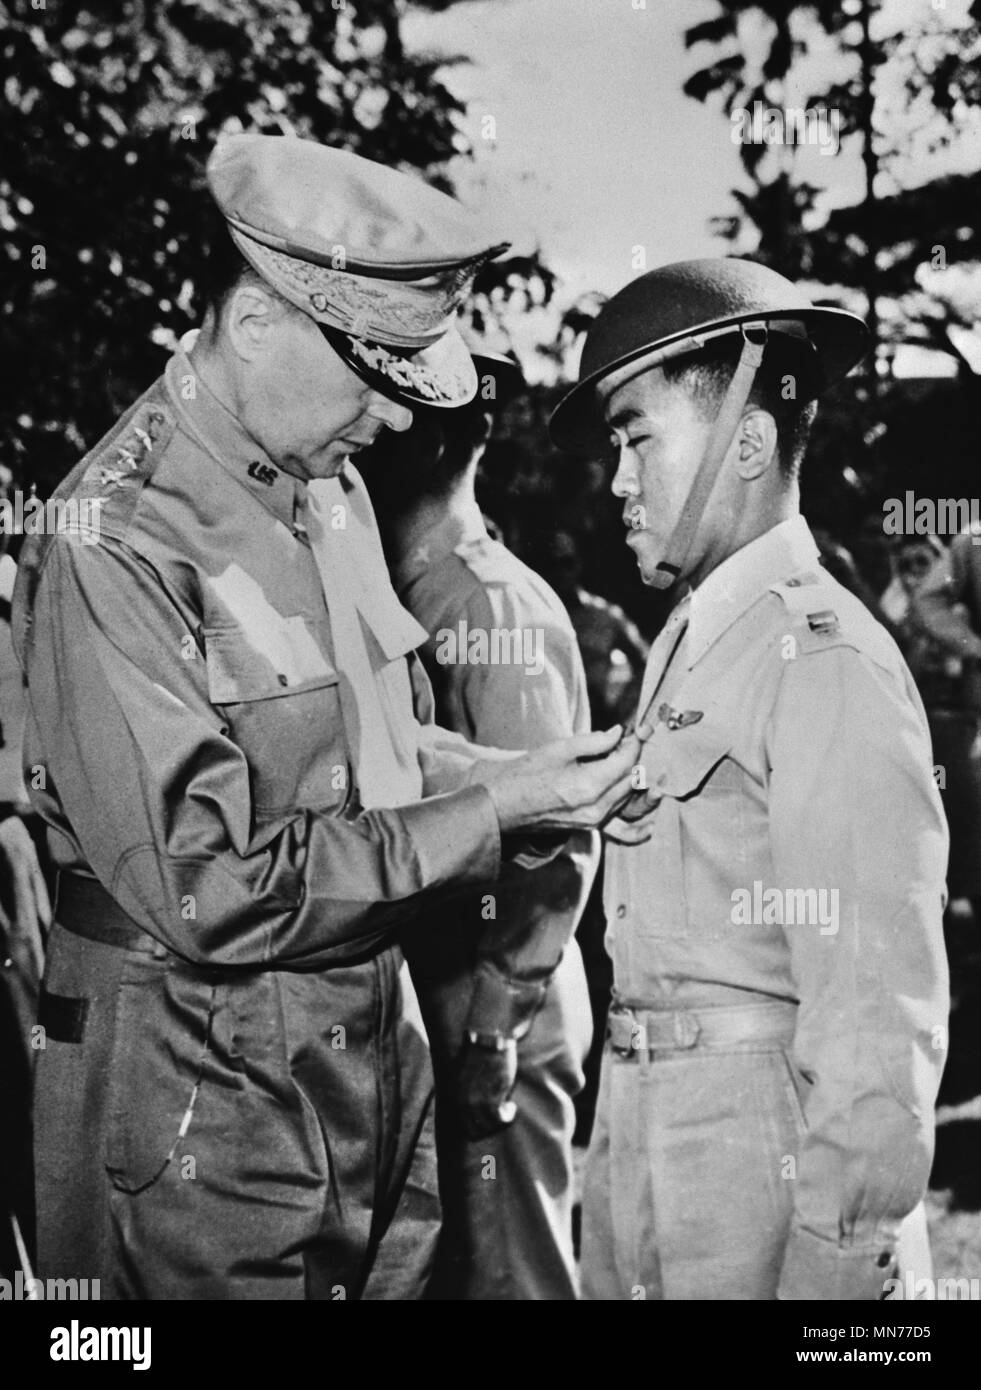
[455,1036,519,1139]
[474,726,643,833]
[0,814,50,980]
[598,719,658,835]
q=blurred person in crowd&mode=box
[0,462,51,1282]
[550,257,948,1300]
[881,534,944,626]
[541,529,649,728]
[812,525,899,638]
[853,511,895,601]
[360,351,597,1300]
[0,464,29,805]
[0,812,52,1282]
[908,530,981,934]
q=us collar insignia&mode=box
[248,460,278,487]
[657,703,704,731]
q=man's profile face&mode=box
[896,541,938,596]
[604,368,718,587]
[234,294,413,480]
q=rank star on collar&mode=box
[657,704,704,731]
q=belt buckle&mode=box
[609,1007,643,1059]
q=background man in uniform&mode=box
[362,353,595,1299]
[12,134,642,1300]
[550,258,950,1301]
[911,529,981,934]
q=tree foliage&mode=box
[682,0,981,556]
[0,0,548,494]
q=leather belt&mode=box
[53,873,168,957]
[607,999,797,1058]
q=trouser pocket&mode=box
[105,958,218,1195]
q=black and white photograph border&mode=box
[0,0,979,1355]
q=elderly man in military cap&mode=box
[550,258,949,1301]
[361,352,595,1299]
[12,134,641,1300]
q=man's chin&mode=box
[303,442,358,479]
[628,535,667,585]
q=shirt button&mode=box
[277,673,289,687]
[616,904,627,919]
[876,1250,893,1268]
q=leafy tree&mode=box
[684,1,886,370]
[0,0,548,494]
[681,0,981,558]
[685,1,981,368]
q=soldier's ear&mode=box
[735,408,778,481]
[225,282,280,361]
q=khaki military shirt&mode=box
[12,346,504,970]
[605,516,949,1300]
[395,504,597,1035]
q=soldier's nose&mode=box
[367,393,413,433]
[610,456,638,499]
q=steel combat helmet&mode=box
[550,258,868,589]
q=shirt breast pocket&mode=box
[202,615,350,816]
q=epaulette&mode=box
[72,399,175,535]
[769,569,897,668]
[453,536,512,586]
[12,393,176,664]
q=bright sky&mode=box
[403,0,979,375]
[405,0,735,298]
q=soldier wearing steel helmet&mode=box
[550,257,949,1301]
[11,134,643,1299]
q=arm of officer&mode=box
[909,534,981,660]
[767,642,949,1301]
[22,534,506,971]
[411,656,522,792]
[23,536,630,971]
[412,643,571,870]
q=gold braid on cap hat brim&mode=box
[344,337,474,404]
[233,231,493,349]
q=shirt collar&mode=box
[394,498,487,592]
[163,331,303,532]
[686,515,821,669]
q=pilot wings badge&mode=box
[656,704,704,731]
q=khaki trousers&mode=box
[35,922,439,1300]
[582,1034,932,1300]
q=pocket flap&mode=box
[641,710,733,801]
[203,615,339,705]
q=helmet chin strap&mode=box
[648,323,768,591]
